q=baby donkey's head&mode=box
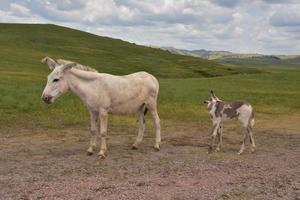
[204,90,222,109]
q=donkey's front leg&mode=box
[87,111,98,155]
[208,121,220,153]
[98,110,108,158]
[216,124,223,152]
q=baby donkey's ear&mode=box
[210,90,216,98]
[210,90,222,102]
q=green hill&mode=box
[0,23,259,78]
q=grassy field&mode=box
[1,24,300,199]
[1,66,300,131]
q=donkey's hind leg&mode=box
[248,126,256,153]
[132,105,146,150]
[146,101,161,151]
[238,125,249,155]
[216,124,223,152]
[151,108,161,151]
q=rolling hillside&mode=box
[0,23,259,78]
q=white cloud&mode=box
[270,4,300,27]
[10,3,30,17]
[0,0,300,54]
[0,2,44,23]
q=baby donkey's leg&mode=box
[238,125,249,155]
[216,124,223,152]
[208,119,221,153]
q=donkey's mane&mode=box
[57,59,98,72]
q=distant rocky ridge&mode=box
[160,47,300,68]
[160,47,233,59]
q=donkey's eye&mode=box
[53,78,59,82]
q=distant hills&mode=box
[161,47,300,68]
[160,47,234,59]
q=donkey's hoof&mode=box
[207,146,213,154]
[237,151,243,155]
[132,145,138,150]
[97,153,106,159]
[87,151,94,156]
[215,148,220,152]
[87,147,94,156]
[251,148,256,153]
[153,145,160,151]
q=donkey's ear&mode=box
[215,97,222,102]
[61,62,76,72]
[210,90,216,98]
[41,56,58,70]
[211,90,222,101]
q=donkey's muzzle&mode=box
[42,95,53,104]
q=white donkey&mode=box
[204,91,255,155]
[41,57,161,158]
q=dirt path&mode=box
[0,122,299,200]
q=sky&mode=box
[0,0,299,54]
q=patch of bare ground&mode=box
[0,116,299,200]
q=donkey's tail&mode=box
[144,107,148,116]
[249,109,255,129]
[250,118,255,129]
[137,103,148,124]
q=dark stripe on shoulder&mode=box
[215,102,224,117]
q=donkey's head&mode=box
[204,90,222,108]
[41,59,76,104]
